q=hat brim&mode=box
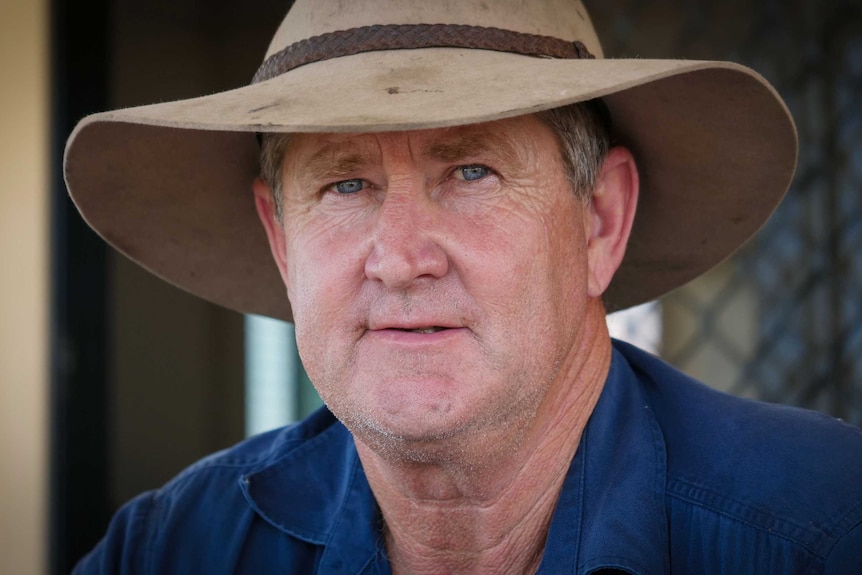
[64,48,797,320]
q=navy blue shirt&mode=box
[75,341,862,574]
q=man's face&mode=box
[266,115,601,458]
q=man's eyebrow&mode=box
[422,131,521,166]
[293,145,376,189]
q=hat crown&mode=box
[265,0,604,60]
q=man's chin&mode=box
[346,413,474,464]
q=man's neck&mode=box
[355,304,613,575]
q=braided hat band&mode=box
[252,24,595,84]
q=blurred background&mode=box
[1,0,860,572]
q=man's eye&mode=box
[455,165,490,181]
[331,179,365,194]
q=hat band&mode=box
[252,24,596,84]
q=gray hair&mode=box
[536,99,612,203]
[258,100,612,220]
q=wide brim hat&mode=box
[64,0,797,321]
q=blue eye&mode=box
[333,179,365,194]
[457,165,490,181]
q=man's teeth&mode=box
[406,327,445,333]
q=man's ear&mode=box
[253,177,290,286]
[586,146,639,298]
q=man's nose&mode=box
[364,189,449,289]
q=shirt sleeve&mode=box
[72,491,157,575]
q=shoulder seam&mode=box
[667,478,828,560]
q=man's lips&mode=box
[363,323,468,342]
[367,318,463,332]
[385,326,448,334]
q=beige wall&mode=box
[0,0,49,572]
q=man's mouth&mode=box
[393,327,447,334]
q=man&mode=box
[65,0,862,573]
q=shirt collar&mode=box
[241,417,383,573]
[540,342,669,575]
[242,341,669,575]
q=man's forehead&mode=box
[284,115,543,167]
